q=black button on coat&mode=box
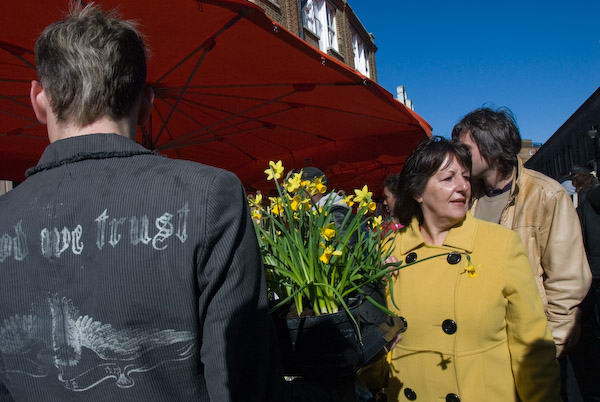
[447,253,462,265]
[446,393,460,402]
[404,387,417,400]
[405,252,417,264]
[442,319,457,335]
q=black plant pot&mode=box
[273,284,405,378]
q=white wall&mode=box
[0,181,13,195]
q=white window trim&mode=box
[325,4,338,52]
[302,0,338,53]
[351,27,370,77]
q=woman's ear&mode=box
[30,80,49,125]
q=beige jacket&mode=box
[473,158,592,356]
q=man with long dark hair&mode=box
[453,107,591,357]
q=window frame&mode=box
[301,0,339,53]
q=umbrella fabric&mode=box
[0,0,431,192]
[324,154,409,198]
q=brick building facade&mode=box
[248,0,378,81]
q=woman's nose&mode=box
[457,177,469,192]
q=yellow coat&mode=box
[372,213,560,402]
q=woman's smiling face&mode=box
[416,154,471,227]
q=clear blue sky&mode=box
[350,0,600,143]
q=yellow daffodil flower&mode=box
[353,185,373,204]
[368,201,376,212]
[290,195,302,211]
[343,195,355,207]
[312,207,327,216]
[359,200,376,213]
[465,263,477,278]
[372,216,383,228]
[313,177,327,194]
[288,194,310,211]
[320,225,336,241]
[264,160,284,180]
[319,245,342,264]
[248,192,263,208]
[251,209,262,223]
[269,196,283,216]
[285,173,303,193]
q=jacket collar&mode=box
[27,133,154,177]
[510,157,524,199]
[399,213,477,254]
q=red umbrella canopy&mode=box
[324,154,408,198]
[0,0,431,191]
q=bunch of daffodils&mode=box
[249,161,396,317]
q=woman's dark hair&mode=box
[393,136,472,226]
[451,107,521,179]
[383,173,400,193]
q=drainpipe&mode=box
[297,0,304,39]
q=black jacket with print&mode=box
[0,133,281,402]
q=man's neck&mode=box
[482,167,515,192]
[47,115,135,143]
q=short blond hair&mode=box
[35,2,147,126]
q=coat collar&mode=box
[398,213,477,254]
[27,133,154,177]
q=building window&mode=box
[301,0,338,52]
[351,28,370,77]
[325,4,338,52]
[301,0,318,35]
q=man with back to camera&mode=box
[452,108,592,389]
[0,3,280,401]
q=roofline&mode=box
[342,1,377,50]
[526,86,600,166]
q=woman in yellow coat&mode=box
[369,137,560,402]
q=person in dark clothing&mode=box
[0,3,280,401]
[572,175,600,401]
[585,184,600,214]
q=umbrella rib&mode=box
[175,90,418,125]
[157,97,334,151]
[153,47,210,147]
[157,88,299,150]
[159,114,334,151]
[221,134,260,162]
[162,97,339,143]
[162,95,290,135]
[156,96,302,150]
[154,14,244,84]
[0,44,35,70]
[153,100,176,143]
[156,96,222,128]
[162,124,262,150]
[153,12,245,146]
[0,78,32,83]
